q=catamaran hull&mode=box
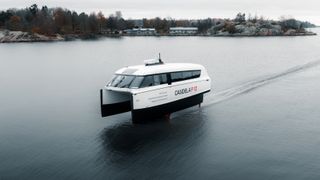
[131,92,206,123]
[100,88,209,123]
[100,89,131,117]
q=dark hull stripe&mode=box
[131,93,204,123]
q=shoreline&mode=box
[123,32,317,37]
[0,30,64,43]
[0,30,317,43]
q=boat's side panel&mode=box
[131,93,204,122]
[132,79,210,110]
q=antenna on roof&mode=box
[158,53,164,64]
[144,53,164,66]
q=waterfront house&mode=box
[169,27,198,35]
[123,28,157,36]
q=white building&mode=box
[124,28,156,36]
[169,27,198,35]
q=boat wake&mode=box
[204,59,320,106]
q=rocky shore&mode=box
[207,20,317,37]
[0,27,317,43]
[0,30,64,43]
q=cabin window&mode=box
[138,74,168,88]
[170,70,201,83]
[129,76,144,89]
[192,71,201,78]
[153,74,167,85]
[160,74,168,84]
[153,75,161,85]
[109,75,135,88]
[171,72,183,82]
[140,76,154,88]
[182,71,193,80]
[108,72,186,89]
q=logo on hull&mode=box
[175,86,197,96]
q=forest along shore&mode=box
[0,5,317,43]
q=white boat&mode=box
[100,57,211,123]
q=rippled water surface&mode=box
[1,29,320,179]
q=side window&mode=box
[182,71,193,80]
[140,76,154,88]
[155,74,168,85]
[171,72,183,82]
[153,74,168,86]
[129,76,144,88]
[170,70,201,83]
[153,75,161,85]
[192,70,201,78]
[160,74,167,84]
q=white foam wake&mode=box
[204,59,320,106]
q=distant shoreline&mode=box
[123,31,317,37]
[0,5,318,43]
[0,29,317,43]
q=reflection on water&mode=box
[101,121,171,155]
[98,110,207,165]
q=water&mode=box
[1,29,320,179]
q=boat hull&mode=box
[131,92,206,123]
[100,89,208,122]
[100,89,131,117]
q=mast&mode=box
[158,53,163,64]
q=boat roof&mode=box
[115,63,204,76]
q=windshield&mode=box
[107,74,168,89]
[107,75,143,88]
[108,75,135,88]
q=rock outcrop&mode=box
[208,20,317,37]
[0,30,64,43]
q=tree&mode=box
[40,6,49,17]
[280,18,301,31]
[143,18,152,28]
[79,12,89,33]
[53,8,66,33]
[0,11,13,27]
[29,4,38,16]
[225,22,236,34]
[125,19,135,29]
[116,18,127,30]
[71,11,80,33]
[88,13,99,33]
[8,15,21,30]
[197,18,213,33]
[106,16,116,30]
[97,11,106,33]
[235,13,246,23]
[152,17,169,33]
